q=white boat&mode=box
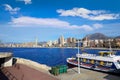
[67,40,120,73]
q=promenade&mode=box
[57,67,120,80]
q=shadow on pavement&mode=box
[0,70,9,80]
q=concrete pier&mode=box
[57,67,120,80]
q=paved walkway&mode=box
[57,67,120,80]
[0,64,59,80]
[1,65,120,80]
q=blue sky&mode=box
[0,0,120,42]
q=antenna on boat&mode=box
[77,39,80,74]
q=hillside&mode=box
[115,36,120,39]
[85,33,109,40]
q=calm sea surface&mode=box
[0,48,120,67]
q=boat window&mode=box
[86,59,90,63]
[103,53,108,56]
[95,61,99,64]
[104,62,107,66]
[80,58,83,62]
[117,60,120,64]
[106,62,112,67]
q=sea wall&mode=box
[15,57,51,72]
[0,53,13,67]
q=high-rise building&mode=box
[67,37,76,43]
[72,38,76,43]
[35,37,38,47]
[82,36,90,47]
[58,35,65,46]
[67,37,72,43]
[46,41,52,47]
[53,40,58,45]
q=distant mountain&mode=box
[85,33,109,40]
[115,36,120,39]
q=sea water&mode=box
[0,48,120,67]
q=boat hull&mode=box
[67,63,77,68]
[67,58,120,74]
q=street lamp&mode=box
[77,39,80,74]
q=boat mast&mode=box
[77,39,80,74]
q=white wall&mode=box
[3,57,13,67]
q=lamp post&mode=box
[78,39,80,74]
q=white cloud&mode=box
[3,4,20,14]
[9,16,102,31]
[16,0,32,4]
[93,23,103,29]
[57,8,120,20]
[10,16,70,27]
[80,25,93,31]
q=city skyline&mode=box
[0,0,120,42]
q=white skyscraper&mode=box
[35,37,38,47]
[58,35,65,46]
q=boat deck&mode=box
[76,54,120,62]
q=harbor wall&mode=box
[0,53,13,67]
[3,57,13,67]
[15,57,51,72]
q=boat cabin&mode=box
[99,51,115,57]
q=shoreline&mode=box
[85,47,120,50]
[1,47,120,50]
